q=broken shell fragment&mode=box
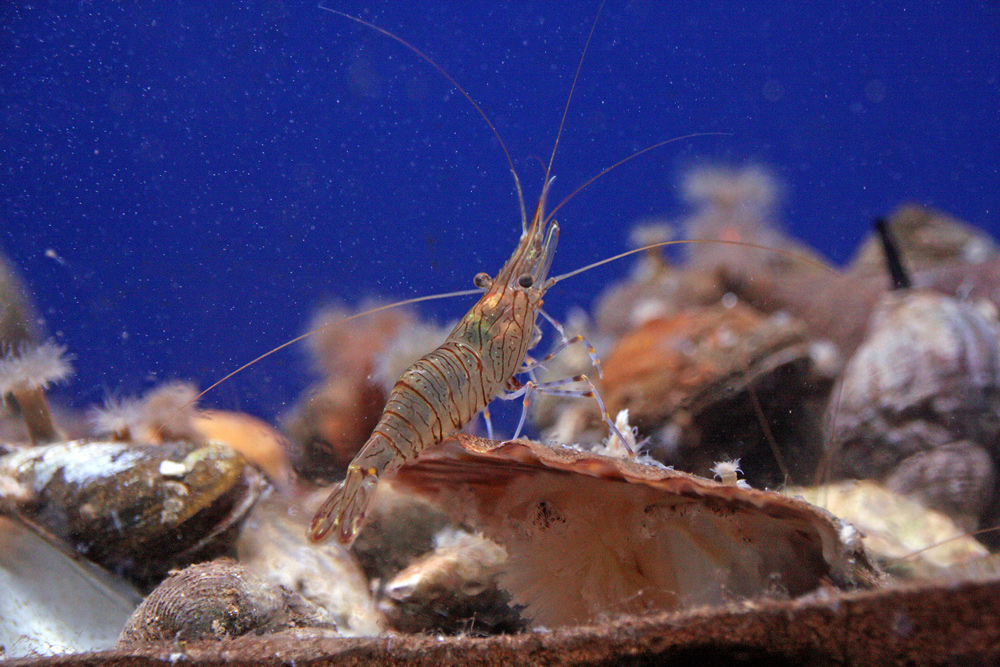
[117,559,322,646]
[380,529,522,635]
[236,495,383,636]
[786,481,990,579]
[1,516,141,658]
[393,435,878,628]
[0,439,266,587]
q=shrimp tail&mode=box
[308,464,379,545]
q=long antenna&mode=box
[542,1,606,188]
[549,238,833,285]
[168,288,479,426]
[545,132,731,225]
[319,6,528,230]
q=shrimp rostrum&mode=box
[309,183,613,545]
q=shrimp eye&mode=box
[518,273,534,288]
[473,272,492,289]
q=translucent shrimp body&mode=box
[309,191,559,545]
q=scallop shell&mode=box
[393,435,878,628]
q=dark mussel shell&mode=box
[0,439,266,588]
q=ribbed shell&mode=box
[117,559,294,645]
[828,291,1000,480]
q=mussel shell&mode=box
[0,439,266,586]
[828,291,1000,480]
[117,559,316,646]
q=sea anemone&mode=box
[0,340,72,444]
[89,394,145,441]
[136,381,203,443]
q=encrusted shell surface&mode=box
[825,290,1000,527]
[393,435,877,628]
[0,439,266,585]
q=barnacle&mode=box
[849,204,999,274]
[824,291,1000,528]
[597,408,638,457]
[710,458,745,487]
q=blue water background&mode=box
[2,2,998,423]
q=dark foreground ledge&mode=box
[9,577,1000,667]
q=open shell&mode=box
[599,302,831,485]
[393,435,878,628]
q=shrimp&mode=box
[308,7,626,546]
[308,180,569,544]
